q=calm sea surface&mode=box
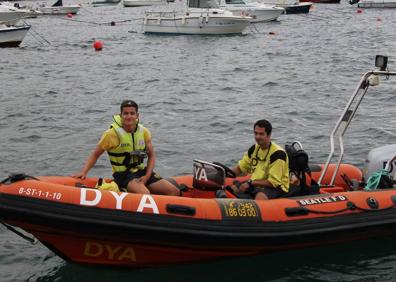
[0,0,395,280]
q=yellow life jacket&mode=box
[247,142,290,192]
[107,115,147,173]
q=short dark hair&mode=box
[120,100,138,112]
[254,119,272,135]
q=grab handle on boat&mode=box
[0,173,39,184]
[284,207,309,216]
[166,204,196,216]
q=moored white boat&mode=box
[0,3,28,24]
[349,0,396,7]
[38,0,80,15]
[246,0,312,14]
[0,23,30,47]
[218,0,284,22]
[144,7,251,34]
[0,2,42,18]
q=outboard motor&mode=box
[364,144,396,181]
[192,160,225,191]
[349,0,360,5]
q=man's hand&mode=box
[238,182,250,193]
[72,171,87,179]
[138,175,149,185]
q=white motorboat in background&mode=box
[144,0,251,34]
[246,0,312,14]
[0,2,42,18]
[0,3,28,24]
[0,23,30,47]
[349,0,396,7]
[218,0,284,22]
[38,0,80,15]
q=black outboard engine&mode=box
[192,160,225,191]
[349,0,360,5]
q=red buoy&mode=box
[67,13,73,18]
[93,40,103,51]
[357,9,363,13]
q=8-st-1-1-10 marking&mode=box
[18,187,62,200]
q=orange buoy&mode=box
[93,40,103,51]
[357,9,363,13]
[67,13,73,18]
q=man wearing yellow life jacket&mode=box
[74,100,180,196]
[231,119,289,200]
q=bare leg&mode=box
[148,179,180,196]
[127,179,150,194]
[254,192,269,200]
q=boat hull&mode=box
[300,0,339,3]
[38,5,80,15]
[0,25,30,47]
[283,2,312,13]
[228,6,284,22]
[0,11,26,25]
[123,0,163,6]
[92,0,121,6]
[357,0,396,7]
[0,160,395,268]
[2,183,396,267]
[143,15,250,35]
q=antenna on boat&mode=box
[318,55,396,187]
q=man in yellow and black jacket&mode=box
[231,119,289,200]
[74,100,179,196]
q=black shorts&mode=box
[249,187,286,199]
[113,169,162,189]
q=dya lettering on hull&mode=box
[83,241,136,262]
[80,188,159,214]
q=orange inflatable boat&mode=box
[0,57,395,267]
[0,159,394,267]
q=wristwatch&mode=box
[247,179,253,188]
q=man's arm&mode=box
[140,139,155,184]
[232,166,242,176]
[249,179,274,188]
[73,145,105,179]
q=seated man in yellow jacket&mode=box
[231,119,289,200]
[74,100,179,196]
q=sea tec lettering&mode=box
[298,195,347,206]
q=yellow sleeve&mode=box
[98,129,119,151]
[238,152,251,174]
[143,127,151,143]
[267,158,288,188]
